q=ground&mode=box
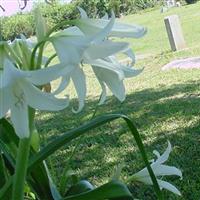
[36,2,200,199]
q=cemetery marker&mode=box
[164,15,186,51]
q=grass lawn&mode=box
[36,2,200,199]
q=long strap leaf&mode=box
[29,114,163,199]
[63,180,132,200]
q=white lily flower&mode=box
[50,10,144,111]
[51,10,116,66]
[0,60,69,138]
[130,141,182,196]
[90,57,143,104]
[50,13,125,112]
[75,7,147,38]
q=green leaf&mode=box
[0,176,12,200]
[0,119,61,200]
[63,180,132,200]
[27,164,54,200]
[0,153,7,187]
[65,180,94,197]
[0,118,18,172]
[44,162,62,200]
[0,119,18,199]
[0,118,19,148]
[28,114,163,199]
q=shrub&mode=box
[74,0,159,18]
[0,2,78,41]
[1,14,34,41]
[37,2,78,30]
[0,0,159,41]
[73,0,99,17]
[134,0,157,9]
[96,0,108,17]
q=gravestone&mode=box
[164,15,186,51]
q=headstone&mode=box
[164,15,186,51]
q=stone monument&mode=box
[164,15,186,51]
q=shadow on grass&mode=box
[36,80,200,200]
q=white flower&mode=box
[50,11,143,112]
[130,141,182,196]
[75,7,147,38]
[50,14,125,112]
[90,58,143,104]
[0,59,69,138]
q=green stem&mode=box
[12,138,31,200]
[30,40,46,70]
[12,108,35,200]
[36,44,45,70]
[44,53,57,68]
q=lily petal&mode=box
[26,63,73,86]
[51,35,90,65]
[157,179,181,196]
[1,59,24,88]
[151,164,182,178]
[88,59,124,80]
[133,175,181,196]
[84,41,129,61]
[111,21,147,38]
[106,56,143,78]
[98,81,107,105]
[92,66,125,102]
[56,26,84,37]
[71,66,86,113]
[155,141,172,164]
[10,92,29,138]
[53,76,70,95]
[90,12,115,44]
[74,18,147,38]
[122,48,136,66]
[22,80,69,111]
[74,12,115,43]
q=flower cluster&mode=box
[0,8,146,138]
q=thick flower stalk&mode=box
[127,141,182,196]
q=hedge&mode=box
[0,2,78,41]
[0,0,159,41]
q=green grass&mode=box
[120,3,200,56]
[36,2,200,199]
